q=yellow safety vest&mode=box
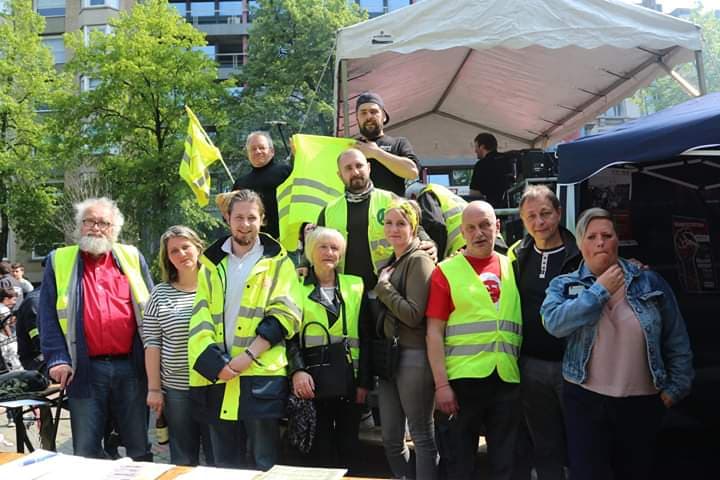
[421,184,467,258]
[439,253,522,383]
[52,244,150,368]
[188,238,302,421]
[300,274,363,375]
[276,135,353,251]
[323,189,395,274]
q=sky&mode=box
[621,0,720,12]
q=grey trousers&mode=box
[519,356,567,480]
[378,347,438,480]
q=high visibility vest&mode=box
[188,242,302,421]
[421,184,467,258]
[276,135,354,251]
[439,253,522,383]
[324,189,395,274]
[300,274,363,375]
[52,244,149,368]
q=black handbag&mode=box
[300,303,355,399]
[368,261,404,381]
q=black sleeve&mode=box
[393,137,418,163]
[418,193,447,260]
[286,333,306,377]
[357,294,373,389]
[317,207,326,227]
[256,315,288,346]
[469,160,483,193]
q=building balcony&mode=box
[216,52,245,79]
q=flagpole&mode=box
[219,158,235,184]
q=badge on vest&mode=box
[565,284,585,298]
[376,208,386,225]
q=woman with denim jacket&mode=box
[540,208,693,480]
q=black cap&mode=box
[356,92,390,124]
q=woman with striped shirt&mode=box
[143,225,213,466]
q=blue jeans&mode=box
[164,387,214,466]
[68,357,150,459]
[208,418,280,470]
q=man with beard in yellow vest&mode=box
[188,189,301,470]
[39,197,153,460]
[426,201,523,480]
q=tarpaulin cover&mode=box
[557,92,720,183]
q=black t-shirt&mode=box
[469,151,514,208]
[232,159,292,239]
[356,134,417,197]
[417,191,448,260]
[518,244,567,361]
[318,198,376,291]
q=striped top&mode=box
[142,283,195,391]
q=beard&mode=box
[232,231,257,247]
[347,175,370,193]
[79,235,113,256]
[358,121,382,139]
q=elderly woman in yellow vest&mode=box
[287,227,372,474]
[374,199,438,480]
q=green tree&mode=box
[634,7,720,113]
[0,0,70,257]
[224,0,365,164]
[54,0,231,258]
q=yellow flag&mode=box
[277,134,355,251]
[180,106,222,206]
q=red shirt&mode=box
[81,251,136,356]
[425,253,502,321]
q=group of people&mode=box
[18,91,692,480]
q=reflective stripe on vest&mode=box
[188,244,302,421]
[439,253,522,383]
[324,189,395,274]
[422,184,467,257]
[52,244,149,369]
[300,274,364,374]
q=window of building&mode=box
[193,44,217,61]
[190,1,214,20]
[169,0,187,17]
[36,0,65,17]
[387,0,412,10]
[83,24,112,45]
[81,75,102,91]
[82,0,119,8]
[42,36,66,64]
[218,0,242,22]
[247,0,259,21]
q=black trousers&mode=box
[437,377,521,480]
[299,397,361,474]
[563,381,665,480]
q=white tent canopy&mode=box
[334,0,704,165]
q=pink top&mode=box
[582,287,658,398]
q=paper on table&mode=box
[174,465,261,480]
[256,465,347,480]
[0,451,174,480]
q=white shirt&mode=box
[222,236,264,352]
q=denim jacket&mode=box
[540,258,694,403]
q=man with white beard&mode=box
[39,197,154,460]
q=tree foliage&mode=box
[223,0,365,165]
[53,0,231,258]
[0,0,70,257]
[634,7,720,113]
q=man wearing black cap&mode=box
[354,92,418,197]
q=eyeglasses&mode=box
[82,219,112,230]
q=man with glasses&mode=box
[39,197,154,460]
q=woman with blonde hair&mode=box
[287,226,371,473]
[374,199,438,479]
[143,225,213,466]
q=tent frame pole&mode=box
[695,50,707,96]
[340,60,350,137]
